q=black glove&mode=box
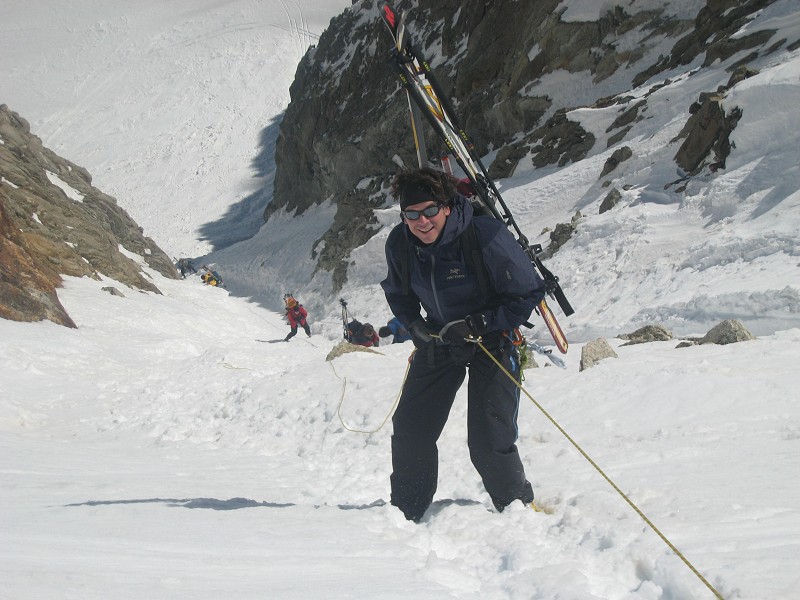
[465,312,489,335]
[408,319,433,345]
[438,320,474,346]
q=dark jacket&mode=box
[381,196,545,332]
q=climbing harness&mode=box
[469,336,726,600]
[329,351,413,434]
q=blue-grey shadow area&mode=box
[65,497,294,510]
[65,497,388,511]
[196,113,284,252]
[749,161,800,220]
[334,499,387,511]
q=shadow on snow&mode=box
[195,113,283,253]
[64,497,389,511]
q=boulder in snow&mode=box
[620,324,673,346]
[580,338,618,371]
[699,319,755,345]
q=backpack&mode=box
[345,319,362,342]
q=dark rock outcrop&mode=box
[599,188,622,214]
[529,111,596,169]
[632,0,776,88]
[600,146,633,178]
[0,104,178,327]
[543,211,582,258]
[670,61,759,177]
[673,93,742,174]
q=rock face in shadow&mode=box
[600,146,632,179]
[269,0,699,290]
[0,104,178,327]
[673,93,743,174]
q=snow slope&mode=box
[1,0,350,257]
[2,1,800,598]
[2,270,799,599]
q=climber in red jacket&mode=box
[284,295,311,341]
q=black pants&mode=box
[285,322,311,340]
[390,339,533,521]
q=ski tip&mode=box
[381,3,397,29]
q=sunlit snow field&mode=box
[2,1,799,598]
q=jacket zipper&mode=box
[429,255,447,324]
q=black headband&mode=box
[399,182,436,209]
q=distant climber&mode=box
[200,265,224,287]
[339,298,379,347]
[378,317,411,344]
[344,320,379,347]
[284,294,311,341]
[175,257,196,278]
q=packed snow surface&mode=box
[2,1,800,598]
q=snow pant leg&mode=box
[302,323,311,336]
[390,352,466,521]
[285,326,298,341]
[466,344,533,511]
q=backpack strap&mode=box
[398,231,414,296]
[461,220,490,305]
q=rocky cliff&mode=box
[0,104,178,327]
[268,0,779,291]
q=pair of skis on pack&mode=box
[378,3,574,353]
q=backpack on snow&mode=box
[345,319,363,342]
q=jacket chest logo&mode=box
[446,267,465,281]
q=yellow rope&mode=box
[475,339,726,600]
[329,354,411,434]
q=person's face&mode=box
[402,200,450,245]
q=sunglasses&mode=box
[402,204,444,220]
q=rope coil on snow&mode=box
[329,354,411,434]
